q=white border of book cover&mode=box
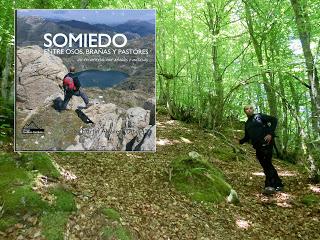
[14,9,156,152]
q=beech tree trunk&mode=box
[291,0,320,181]
[290,0,320,138]
[244,1,278,117]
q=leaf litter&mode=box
[47,113,320,240]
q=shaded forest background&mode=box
[0,0,319,181]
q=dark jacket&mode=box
[239,113,277,149]
[64,72,81,91]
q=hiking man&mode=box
[239,105,284,194]
[60,66,91,111]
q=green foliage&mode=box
[101,207,121,221]
[51,187,76,212]
[102,226,132,240]
[0,154,31,189]
[0,154,49,219]
[0,151,74,234]
[211,145,239,162]
[18,153,60,178]
[282,151,301,164]
[156,104,168,115]
[301,194,320,206]
[0,98,14,143]
[0,216,17,231]
[1,186,49,215]
[100,207,132,239]
[170,156,231,203]
[309,147,320,182]
[34,185,75,240]
[41,211,69,240]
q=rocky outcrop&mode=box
[131,125,155,151]
[15,46,156,151]
[16,45,68,110]
[143,98,155,125]
[66,104,155,151]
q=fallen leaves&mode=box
[47,114,320,240]
[309,184,320,193]
[236,218,251,230]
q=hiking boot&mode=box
[275,186,284,192]
[263,186,275,195]
[85,103,93,109]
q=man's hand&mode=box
[264,134,272,144]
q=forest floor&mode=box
[2,112,320,239]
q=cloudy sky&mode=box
[17,9,155,25]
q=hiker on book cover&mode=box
[60,66,92,111]
[239,105,284,195]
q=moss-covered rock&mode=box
[170,153,234,203]
[0,152,75,236]
[2,186,49,215]
[0,153,49,216]
[0,154,31,190]
[18,153,60,178]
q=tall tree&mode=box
[290,0,320,139]
[243,0,278,117]
[290,0,320,181]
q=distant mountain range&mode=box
[16,16,155,46]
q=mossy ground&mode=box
[99,207,132,240]
[18,153,60,178]
[170,155,232,203]
[41,211,70,240]
[101,207,121,221]
[0,153,48,230]
[300,194,320,206]
[102,226,132,240]
[1,111,319,239]
[0,152,75,239]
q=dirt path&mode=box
[52,114,320,240]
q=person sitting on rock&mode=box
[60,66,92,111]
[239,105,284,195]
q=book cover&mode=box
[14,9,156,151]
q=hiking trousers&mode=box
[255,145,283,188]
[61,89,89,110]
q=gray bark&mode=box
[291,0,320,138]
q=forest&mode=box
[0,0,320,239]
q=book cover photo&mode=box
[15,9,156,151]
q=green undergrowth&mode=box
[156,105,168,115]
[50,187,76,212]
[170,155,232,203]
[209,128,247,162]
[100,207,132,240]
[18,153,60,178]
[300,194,320,206]
[41,211,69,240]
[211,144,240,161]
[0,98,14,144]
[101,207,121,221]
[0,152,75,239]
[102,226,132,240]
[40,187,76,240]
